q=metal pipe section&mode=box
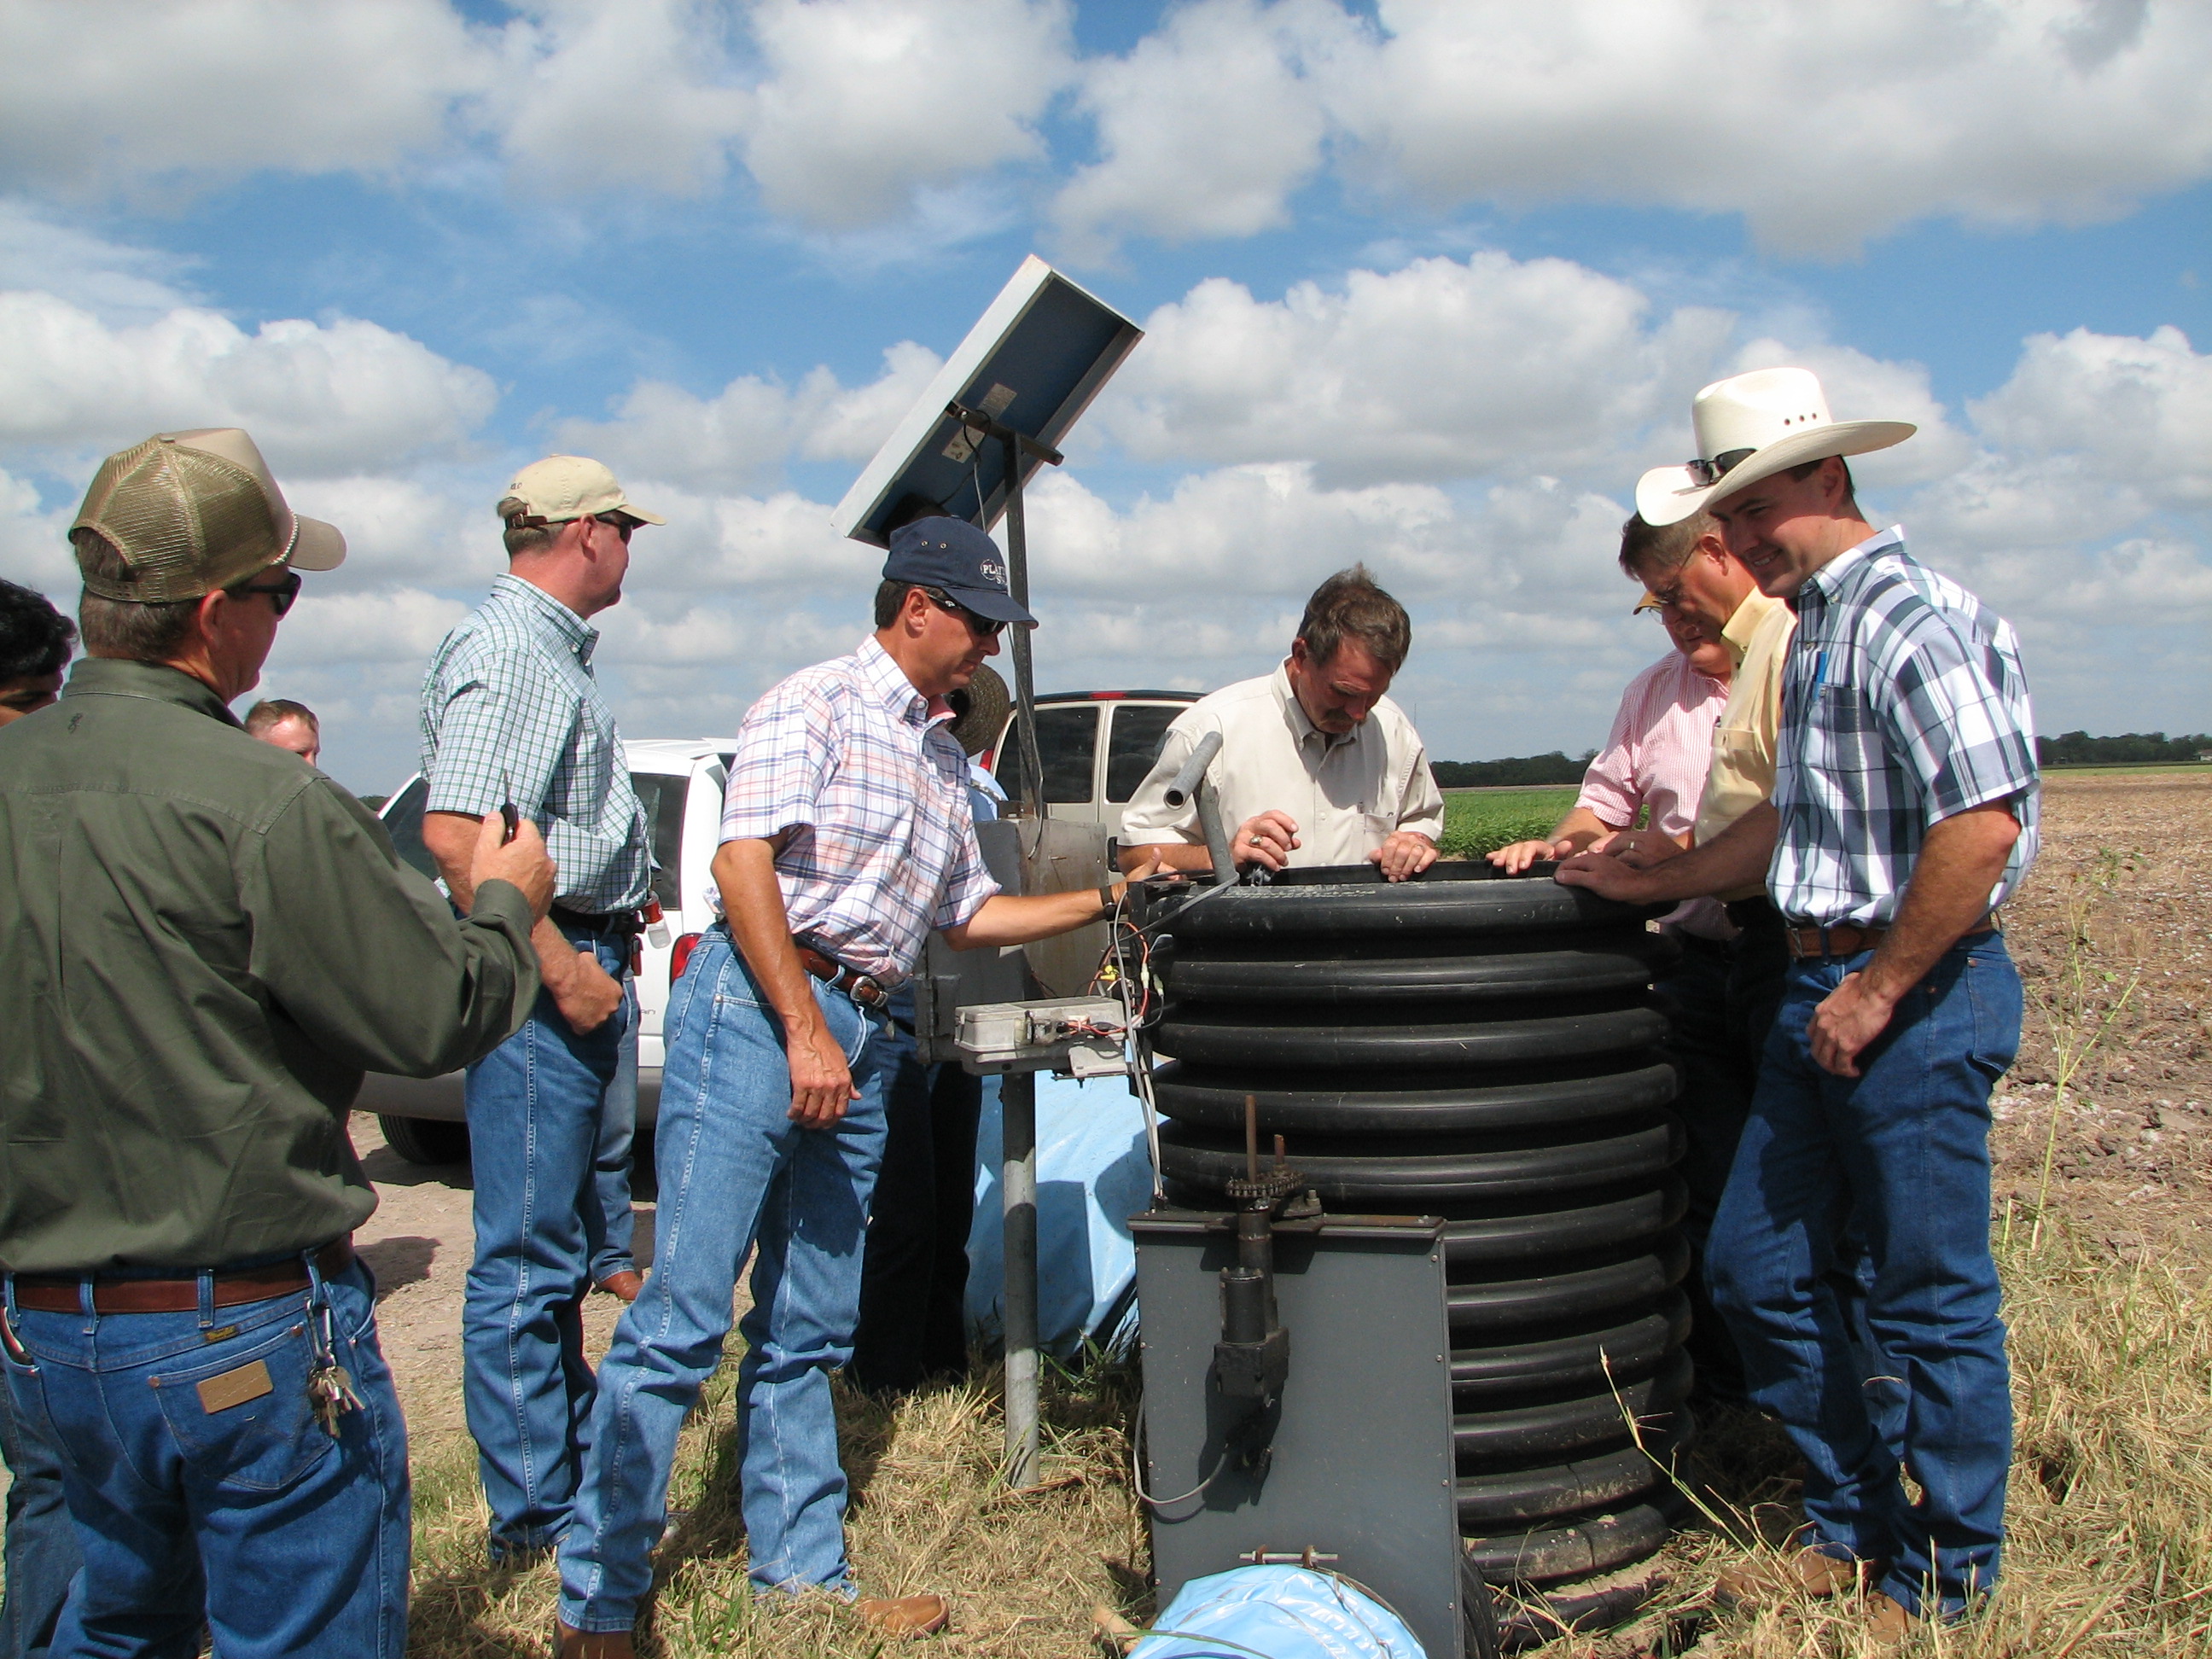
[999,1069,1041,1487]
[1161,730,1223,806]
[1195,778,1236,888]
[998,431,1046,820]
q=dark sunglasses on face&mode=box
[591,513,636,542]
[924,588,1006,637]
[231,569,303,617]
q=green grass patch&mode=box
[1437,787,1576,859]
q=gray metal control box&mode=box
[1132,1210,1471,1659]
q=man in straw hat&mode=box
[0,429,554,1656]
[851,663,1008,1395]
[1562,367,2039,1639]
[555,520,1161,1653]
[416,455,663,1568]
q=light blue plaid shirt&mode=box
[418,574,651,913]
[717,637,999,983]
[1769,528,2040,928]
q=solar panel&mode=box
[832,254,1143,549]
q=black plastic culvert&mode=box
[1139,860,1694,1605]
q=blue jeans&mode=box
[0,1359,80,1658]
[591,1010,642,1285]
[1708,933,2021,1618]
[557,928,893,1631]
[0,1257,407,1657]
[463,928,638,1559]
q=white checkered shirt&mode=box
[1769,528,2040,928]
[717,636,1000,983]
[417,574,651,913]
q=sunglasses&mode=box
[1682,447,1755,487]
[924,589,1006,638]
[591,513,636,542]
[231,569,303,617]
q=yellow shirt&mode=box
[1692,589,1795,901]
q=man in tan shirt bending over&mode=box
[1120,565,1445,882]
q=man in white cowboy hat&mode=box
[1563,366,2040,1641]
[416,455,665,1567]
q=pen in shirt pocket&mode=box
[1812,649,1829,694]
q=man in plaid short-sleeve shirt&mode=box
[1570,368,2035,1640]
[555,517,1162,1652]
[416,455,662,1568]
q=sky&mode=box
[2,0,2208,795]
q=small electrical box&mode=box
[953,997,1129,1077]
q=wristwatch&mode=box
[1097,881,1122,918]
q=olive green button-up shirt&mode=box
[0,659,540,1274]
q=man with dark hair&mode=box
[244,696,321,765]
[555,517,1159,1653]
[1563,367,2036,1644]
[0,428,553,1657]
[0,579,78,1659]
[1119,563,1444,881]
[416,454,662,1568]
[0,580,73,727]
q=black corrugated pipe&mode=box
[1136,860,1695,1625]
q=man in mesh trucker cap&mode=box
[0,428,556,1657]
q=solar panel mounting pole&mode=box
[974,412,1057,1489]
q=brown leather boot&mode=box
[853,1593,951,1637]
[553,1619,636,1657]
[594,1269,643,1303]
[1714,1546,1877,1606]
[1865,1592,1914,1651]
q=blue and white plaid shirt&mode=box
[418,573,651,914]
[717,636,999,984]
[1769,528,2040,928]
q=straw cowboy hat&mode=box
[1634,367,1915,527]
[947,663,1009,758]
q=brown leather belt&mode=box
[9,1237,353,1315]
[1784,915,1997,961]
[793,940,890,1010]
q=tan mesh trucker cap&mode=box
[72,428,346,602]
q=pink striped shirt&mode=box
[1577,649,1730,937]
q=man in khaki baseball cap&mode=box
[499,455,665,532]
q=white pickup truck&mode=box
[362,690,1196,1161]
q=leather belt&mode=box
[9,1238,353,1315]
[1784,914,1997,961]
[550,905,646,939]
[793,940,890,1010]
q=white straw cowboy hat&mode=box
[1634,367,1916,527]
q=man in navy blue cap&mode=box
[555,517,1148,1654]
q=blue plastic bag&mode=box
[1130,1566,1429,1659]
[965,1071,1153,1355]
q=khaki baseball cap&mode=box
[72,428,346,602]
[499,456,665,527]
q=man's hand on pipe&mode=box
[1552,847,1665,905]
[1487,837,1574,874]
[1232,810,1301,871]
[1588,828,1686,869]
[1370,830,1440,882]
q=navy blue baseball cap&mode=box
[883,517,1037,626]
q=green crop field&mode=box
[1436,786,1577,859]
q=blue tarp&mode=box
[1130,1567,1429,1659]
[964,1070,1154,1356]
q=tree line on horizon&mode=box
[1433,731,2210,789]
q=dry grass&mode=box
[404,1354,1149,1657]
[401,1212,2212,1658]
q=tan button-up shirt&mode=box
[1692,588,1796,901]
[1120,665,1446,867]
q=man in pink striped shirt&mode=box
[1491,509,1769,1404]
